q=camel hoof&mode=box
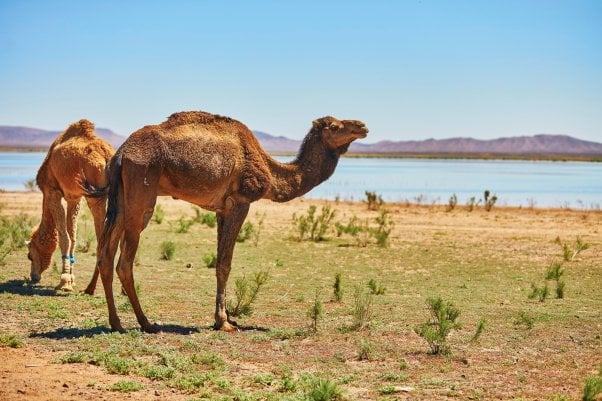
[82,287,95,296]
[55,274,74,292]
[215,321,239,332]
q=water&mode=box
[1,152,600,208]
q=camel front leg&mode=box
[214,203,249,331]
[65,199,81,288]
[47,191,73,291]
[83,197,107,295]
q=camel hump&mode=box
[164,111,237,128]
[63,119,96,139]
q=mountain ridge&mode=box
[1,125,601,156]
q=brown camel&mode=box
[95,111,368,332]
[28,119,114,293]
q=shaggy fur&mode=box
[96,111,368,332]
[28,119,114,292]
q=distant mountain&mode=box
[253,130,602,156]
[0,125,126,149]
[2,124,601,156]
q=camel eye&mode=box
[329,124,339,131]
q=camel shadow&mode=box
[30,323,203,340]
[0,279,66,297]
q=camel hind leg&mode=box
[83,196,107,295]
[46,190,73,292]
[64,198,81,288]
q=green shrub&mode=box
[109,380,143,392]
[227,270,270,317]
[307,291,324,333]
[333,273,343,302]
[335,216,370,247]
[414,297,462,355]
[193,208,217,228]
[202,252,217,268]
[23,179,37,191]
[160,241,176,260]
[306,377,346,401]
[583,376,602,401]
[236,221,255,243]
[292,205,337,242]
[60,351,88,363]
[372,208,393,247]
[356,339,375,361]
[562,236,590,261]
[483,190,498,211]
[152,204,164,224]
[471,318,486,343]
[556,280,565,299]
[352,284,373,330]
[446,193,458,212]
[528,282,549,302]
[513,311,535,330]
[466,196,478,212]
[364,191,383,211]
[175,216,194,233]
[367,278,386,295]
[139,364,176,381]
[0,334,23,348]
[545,262,564,280]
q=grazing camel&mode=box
[28,119,114,292]
[96,111,368,332]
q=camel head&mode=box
[27,227,57,283]
[312,116,368,151]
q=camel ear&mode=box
[312,119,321,130]
[25,240,31,245]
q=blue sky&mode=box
[1,0,601,142]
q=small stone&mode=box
[17,389,26,394]
[63,383,69,388]
[155,390,161,396]
[460,357,470,365]
[186,263,193,268]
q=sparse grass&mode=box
[292,205,337,242]
[583,376,602,401]
[160,240,176,260]
[356,338,375,361]
[364,190,383,211]
[306,377,347,401]
[0,194,600,401]
[513,311,535,330]
[528,282,549,302]
[484,190,498,212]
[471,318,486,343]
[193,207,217,228]
[175,216,194,233]
[446,193,457,212]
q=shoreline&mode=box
[2,147,602,162]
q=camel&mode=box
[28,119,114,293]
[95,111,368,332]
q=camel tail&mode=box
[102,150,124,237]
[81,180,108,198]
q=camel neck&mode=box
[265,131,340,202]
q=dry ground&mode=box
[0,191,601,401]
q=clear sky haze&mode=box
[1,0,601,143]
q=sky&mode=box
[0,0,601,143]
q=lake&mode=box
[1,152,600,208]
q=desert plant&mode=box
[484,190,498,211]
[109,380,143,392]
[528,283,549,302]
[175,216,194,233]
[466,196,479,212]
[152,204,164,224]
[583,376,602,401]
[292,205,337,242]
[335,216,370,247]
[333,273,343,302]
[545,262,564,281]
[23,179,37,191]
[306,377,346,401]
[307,290,324,333]
[0,333,23,348]
[367,278,386,295]
[364,190,383,211]
[562,236,590,261]
[252,212,266,247]
[160,241,176,260]
[471,318,486,343]
[236,221,255,243]
[356,338,375,361]
[556,280,565,299]
[513,311,535,329]
[352,284,373,330]
[446,193,458,212]
[371,208,393,247]
[414,297,462,355]
[227,270,270,317]
[202,252,217,268]
[193,208,217,228]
